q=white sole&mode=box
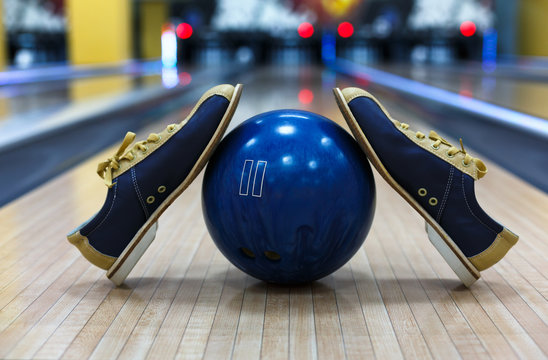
[108,222,158,286]
[425,222,477,287]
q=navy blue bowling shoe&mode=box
[334,87,518,286]
[68,84,242,285]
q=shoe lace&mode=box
[399,123,487,179]
[97,124,178,187]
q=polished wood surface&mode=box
[1,67,547,359]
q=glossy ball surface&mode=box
[202,110,376,284]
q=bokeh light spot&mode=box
[338,22,354,38]
[459,89,473,98]
[176,23,193,39]
[298,22,314,38]
[179,72,192,86]
[460,21,476,37]
[298,89,314,104]
[357,75,370,87]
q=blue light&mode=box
[482,29,497,73]
[322,33,336,64]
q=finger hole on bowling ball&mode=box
[264,251,281,261]
[240,247,255,258]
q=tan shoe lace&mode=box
[399,123,487,179]
[97,124,178,187]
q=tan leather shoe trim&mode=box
[340,87,481,180]
[67,231,117,270]
[468,228,519,271]
[112,84,235,179]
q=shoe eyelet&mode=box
[429,197,438,206]
[146,196,155,204]
[141,145,148,153]
[462,160,470,167]
[418,188,427,197]
[167,125,177,133]
[431,144,440,150]
[241,247,255,258]
[154,135,162,144]
[264,250,281,261]
[157,185,166,193]
[446,151,455,158]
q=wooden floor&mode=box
[1,68,548,359]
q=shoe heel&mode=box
[106,222,158,286]
[425,222,480,287]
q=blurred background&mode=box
[0,0,547,206]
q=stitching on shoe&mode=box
[437,166,454,222]
[461,173,497,235]
[87,182,118,236]
[131,167,149,219]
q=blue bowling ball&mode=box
[202,109,376,284]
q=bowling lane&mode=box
[1,65,547,360]
[0,61,196,122]
[365,61,548,120]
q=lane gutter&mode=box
[328,58,548,139]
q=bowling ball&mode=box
[202,110,376,284]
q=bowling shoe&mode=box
[334,87,518,287]
[67,84,242,285]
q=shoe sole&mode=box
[333,88,480,287]
[106,84,243,286]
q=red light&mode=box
[176,23,193,39]
[357,75,370,87]
[298,89,314,105]
[298,22,314,38]
[179,72,192,86]
[460,21,476,37]
[459,89,473,98]
[338,22,354,38]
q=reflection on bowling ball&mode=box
[202,110,376,284]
